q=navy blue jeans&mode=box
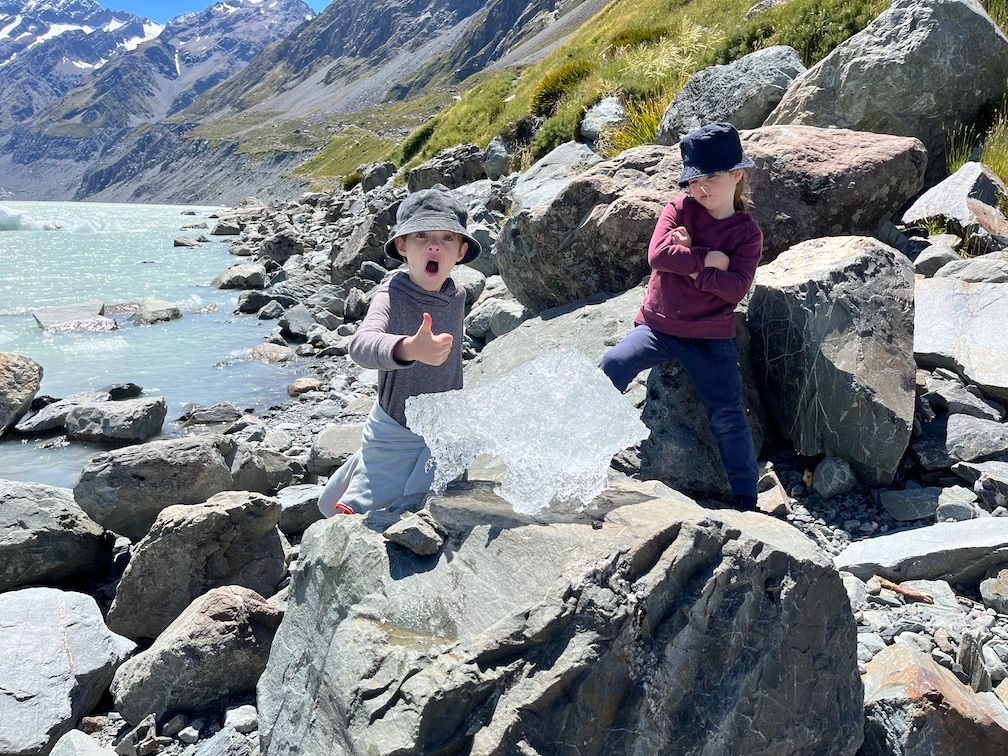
[600,324,758,500]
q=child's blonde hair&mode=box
[734,170,752,212]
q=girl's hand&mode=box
[704,250,730,271]
[395,313,453,366]
[670,226,692,247]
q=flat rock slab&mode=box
[834,518,1008,584]
[915,278,1008,401]
[32,302,116,332]
[903,161,1008,227]
[259,482,863,754]
[0,588,135,756]
[49,730,116,755]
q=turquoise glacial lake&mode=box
[0,201,301,488]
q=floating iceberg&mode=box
[405,348,650,514]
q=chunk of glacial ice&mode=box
[404,348,649,514]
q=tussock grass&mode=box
[597,97,670,157]
[710,0,890,67]
[531,60,593,118]
[397,0,889,168]
[945,123,979,175]
[982,0,1008,32]
[981,107,1008,185]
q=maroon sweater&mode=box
[636,194,763,339]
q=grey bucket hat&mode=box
[384,187,482,264]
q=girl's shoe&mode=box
[333,502,355,515]
[732,495,757,512]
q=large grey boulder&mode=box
[107,491,285,642]
[74,434,236,542]
[258,231,304,265]
[0,480,108,592]
[407,144,486,192]
[64,397,167,443]
[359,161,395,192]
[465,286,766,502]
[903,161,1008,228]
[212,262,267,290]
[0,588,135,756]
[657,46,805,144]
[0,352,42,437]
[111,586,282,725]
[748,236,916,485]
[482,136,513,181]
[497,128,925,313]
[915,278,1008,401]
[258,487,863,754]
[766,0,1008,175]
[509,140,603,214]
[834,517,1008,584]
[331,200,401,281]
[861,644,1008,755]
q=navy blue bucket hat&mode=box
[384,187,482,264]
[678,122,755,187]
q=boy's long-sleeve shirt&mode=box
[349,272,465,427]
[637,194,763,339]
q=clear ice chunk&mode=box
[404,347,650,514]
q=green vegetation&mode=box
[608,26,670,50]
[293,126,393,179]
[945,123,979,176]
[399,121,437,163]
[394,0,888,168]
[597,97,668,157]
[981,106,1008,185]
[982,0,1008,32]
[342,171,363,190]
[710,0,890,67]
[531,60,593,118]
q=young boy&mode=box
[317,187,481,516]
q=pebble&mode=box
[866,576,882,595]
[178,727,200,745]
[224,704,259,734]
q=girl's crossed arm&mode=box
[646,203,711,276]
[693,228,764,303]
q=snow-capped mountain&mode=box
[33,0,314,131]
[0,0,161,125]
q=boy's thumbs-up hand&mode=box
[394,312,454,366]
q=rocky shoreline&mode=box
[3,0,1008,751]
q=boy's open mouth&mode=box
[425,260,440,274]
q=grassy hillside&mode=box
[388,0,890,170]
[259,0,1008,188]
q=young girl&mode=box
[599,122,762,510]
